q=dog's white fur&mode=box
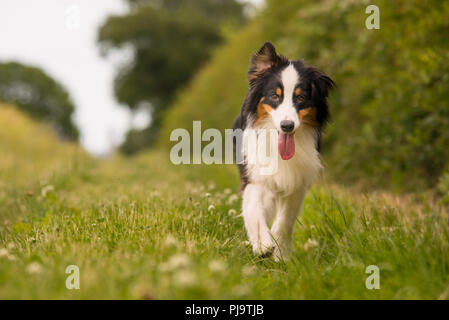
[269,65,302,133]
[242,64,322,261]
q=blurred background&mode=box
[0,0,256,155]
[1,0,449,197]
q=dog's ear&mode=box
[307,67,334,127]
[310,68,335,102]
[248,42,282,82]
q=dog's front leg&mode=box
[271,189,307,262]
[242,183,275,256]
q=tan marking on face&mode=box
[298,108,310,120]
[295,88,301,96]
[276,87,282,96]
[256,97,274,124]
[298,107,319,127]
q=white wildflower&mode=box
[173,270,197,287]
[0,248,9,258]
[209,259,227,273]
[7,254,16,261]
[226,194,239,205]
[159,253,192,272]
[26,262,42,274]
[41,185,54,197]
[149,190,160,198]
[163,234,178,248]
[303,238,319,252]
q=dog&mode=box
[233,42,334,261]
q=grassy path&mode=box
[1,107,449,299]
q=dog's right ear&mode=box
[248,41,281,82]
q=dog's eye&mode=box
[270,94,280,101]
[295,95,304,103]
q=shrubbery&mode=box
[0,62,79,140]
[160,0,449,192]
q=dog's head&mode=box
[245,42,334,159]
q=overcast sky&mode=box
[0,0,139,155]
[0,0,263,155]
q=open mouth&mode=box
[278,131,295,160]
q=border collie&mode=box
[233,42,334,261]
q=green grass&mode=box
[1,105,449,299]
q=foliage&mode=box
[98,0,246,153]
[0,62,79,140]
[160,0,449,191]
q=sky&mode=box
[0,0,263,156]
[0,0,142,155]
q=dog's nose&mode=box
[280,120,294,133]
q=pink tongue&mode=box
[278,133,295,160]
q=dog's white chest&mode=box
[243,123,321,195]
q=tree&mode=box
[0,62,79,140]
[98,0,246,154]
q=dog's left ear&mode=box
[310,68,335,102]
[312,68,335,101]
[248,41,282,82]
[308,68,335,128]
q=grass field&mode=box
[1,105,449,299]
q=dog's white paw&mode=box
[251,232,275,257]
[272,246,285,262]
[272,241,291,262]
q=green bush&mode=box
[0,62,79,140]
[160,0,449,192]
